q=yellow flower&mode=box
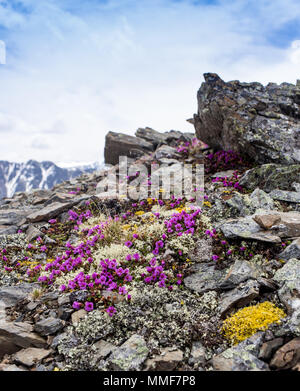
[135,211,145,216]
[222,301,286,345]
[203,201,212,208]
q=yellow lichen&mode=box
[222,301,286,345]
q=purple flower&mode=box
[125,241,133,248]
[106,306,116,317]
[72,301,82,310]
[85,302,94,312]
[133,253,140,261]
[212,255,219,261]
[48,219,57,224]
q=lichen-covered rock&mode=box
[108,334,149,371]
[269,189,300,203]
[220,260,262,289]
[217,215,281,243]
[239,164,300,192]
[184,263,226,293]
[212,333,268,371]
[225,189,274,218]
[278,238,300,261]
[273,258,300,314]
[193,73,300,165]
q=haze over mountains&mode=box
[0,160,100,199]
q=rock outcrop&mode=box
[192,73,300,164]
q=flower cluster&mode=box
[222,301,286,345]
[211,171,243,191]
[164,208,201,236]
[205,150,245,174]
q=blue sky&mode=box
[0,0,300,165]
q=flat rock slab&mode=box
[14,347,51,367]
[144,348,184,371]
[0,283,39,308]
[269,189,300,203]
[0,319,47,349]
[217,216,281,242]
[34,317,64,336]
[27,201,80,222]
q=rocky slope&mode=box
[0,160,100,199]
[0,76,300,372]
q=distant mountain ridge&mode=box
[0,160,100,198]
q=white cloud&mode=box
[0,0,299,164]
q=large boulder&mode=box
[193,73,300,164]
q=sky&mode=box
[0,0,300,166]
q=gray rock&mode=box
[0,225,18,235]
[217,216,281,243]
[104,131,154,166]
[92,340,115,359]
[0,283,39,308]
[269,189,300,203]
[109,334,149,371]
[154,145,180,160]
[219,280,260,317]
[239,164,300,192]
[26,225,43,242]
[0,319,47,352]
[193,73,300,165]
[69,290,89,304]
[225,189,274,218]
[184,264,226,293]
[273,258,300,313]
[278,238,300,261]
[188,341,206,366]
[220,260,262,289]
[212,332,268,371]
[34,317,64,336]
[27,201,78,223]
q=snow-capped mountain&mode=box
[0,160,101,198]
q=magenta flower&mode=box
[84,302,94,312]
[212,255,219,261]
[106,306,116,317]
[72,301,82,310]
[125,241,133,248]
